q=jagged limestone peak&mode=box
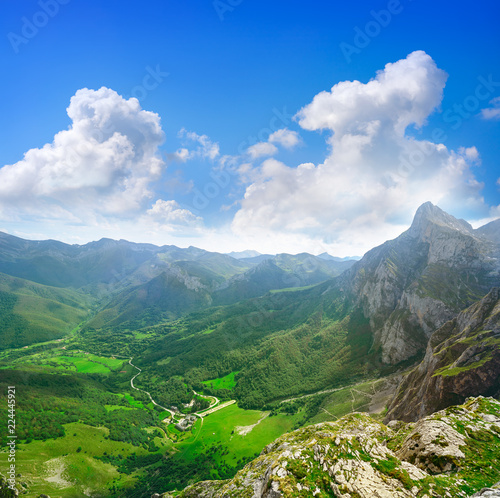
[408,201,474,239]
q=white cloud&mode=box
[176,128,220,161]
[268,128,302,149]
[232,51,487,256]
[147,199,201,226]
[246,141,278,159]
[244,129,301,161]
[296,50,447,137]
[481,96,500,120]
[458,146,480,163]
[0,87,165,219]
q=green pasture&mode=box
[308,379,382,424]
[202,371,239,390]
[171,403,302,468]
[7,350,126,375]
[8,422,171,497]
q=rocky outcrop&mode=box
[341,202,500,364]
[162,397,500,498]
[386,288,500,422]
[0,474,18,497]
[471,484,500,498]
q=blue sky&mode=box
[0,0,499,256]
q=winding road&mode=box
[82,351,235,421]
[128,358,177,418]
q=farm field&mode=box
[5,349,126,374]
[12,421,173,497]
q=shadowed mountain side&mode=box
[0,272,92,349]
[386,288,500,422]
[213,254,355,306]
[84,271,213,330]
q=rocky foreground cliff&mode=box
[162,397,500,498]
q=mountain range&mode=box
[0,231,355,348]
[1,201,500,496]
[2,202,500,395]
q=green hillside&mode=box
[0,273,92,349]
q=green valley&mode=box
[1,203,500,497]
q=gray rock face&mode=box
[341,202,500,365]
[396,419,466,473]
[471,490,500,498]
[385,288,500,422]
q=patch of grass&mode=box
[433,352,494,377]
[10,350,126,375]
[122,393,146,409]
[104,405,135,412]
[269,284,318,294]
[202,371,239,390]
[308,380,377,424]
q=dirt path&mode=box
[197,399,236,417]
[193,390,219,409]
[279,378,377,404]
[235,412,269,436]
[84,352,236,421]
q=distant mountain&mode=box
[476,218,500,244]
[386,287,500,422]
[238,254,275,264]
[85,270,213,331]
[0,272,91,349]
[2,202,500,371]
[213,252,355,305]
[87,251,357,329]
[225,250,263,259]
[0,233,252,294]
[128,202,500,411]
[317,252,360,261]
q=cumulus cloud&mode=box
[296,50,447,136]
[246,141,278,159]
[146,199,201,226]
[173,128,220,161]
[245,128,301,160]
[481,97,500,120]
[268,128,302,149]
[0,87,165,219]
[232,51,486,256]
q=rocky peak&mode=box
[339,203,500,365]
[476,218,500,244]
[408,201,474,240]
